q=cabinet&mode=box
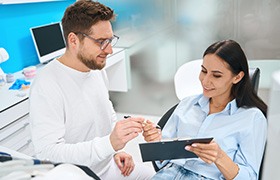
[0,48,127,156]
[0,66,35,156]
[105,48,128,92]
[0,112,34,156]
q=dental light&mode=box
[0,47,9,76]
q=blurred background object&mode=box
[98,0,280,116]
[0,47,9,85]
[0,47,9,76]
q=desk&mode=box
[0,48,127,156]
[105,48,128,92]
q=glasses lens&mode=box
[101,39,110,50]
[110,36,118,47]
[100,36,119,50]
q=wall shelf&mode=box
[0,0,64,5]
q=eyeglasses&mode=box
[75,32,119,50]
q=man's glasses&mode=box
[75,32,119,50]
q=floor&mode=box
[116,112,161,169]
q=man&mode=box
[29,0,155,179]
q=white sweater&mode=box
[29,59,117,175]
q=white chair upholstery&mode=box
[174,59,203,100]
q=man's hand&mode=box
[114,152,134,176]
[110,117,144,151]
[142,119,161,142]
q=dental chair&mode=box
[153,59,262,174]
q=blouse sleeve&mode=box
[232,110,267,180]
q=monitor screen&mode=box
[30,22,66,64]
[261,69,280,179]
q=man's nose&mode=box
[103,44,113,54]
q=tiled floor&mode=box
[116,112,161,169]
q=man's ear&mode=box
[233,71,244,84]
[68,32,79,48]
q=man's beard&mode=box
[77,51,106,70]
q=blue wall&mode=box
[0,0,75,74]
[0,0,157,74]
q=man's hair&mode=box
[61,0,115,45]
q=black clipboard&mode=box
[139,137,213,162]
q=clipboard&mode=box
[139,137,213,162]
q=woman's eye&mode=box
[213,74,222,78]
[201,70,207,73]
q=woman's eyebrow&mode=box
[201,65,223,74]
[212,70,223,74]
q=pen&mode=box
[155,124,161,129]
[124,116,161,129]
[143,119,161,129]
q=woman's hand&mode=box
[186,140,239,179]
[142,119,162,142]
[114,152,135,176]
[185,140,223,164]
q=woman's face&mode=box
[199,54,243,100]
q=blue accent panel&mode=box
[0,0,157,74]
[0,0,75,73]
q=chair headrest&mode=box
[174,60,261,100]
[249,67,260,94]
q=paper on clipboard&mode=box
[139,137,213,162]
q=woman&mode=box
[143,40,267,180]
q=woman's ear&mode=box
[233,71,244,84]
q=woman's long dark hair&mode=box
[203,40,267,117]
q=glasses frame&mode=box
[75,32,119,50]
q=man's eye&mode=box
[98,40,105,44]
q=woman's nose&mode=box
[201,74,211,85]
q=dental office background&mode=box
[0,0,280,116]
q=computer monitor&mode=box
[261,69,280,179]
[30,22,66,64]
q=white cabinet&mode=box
[0,97,35,157]
[0,68,35,156]
[105,48,128,92]
[0,113,34,156]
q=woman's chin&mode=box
[203,91,213,98]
